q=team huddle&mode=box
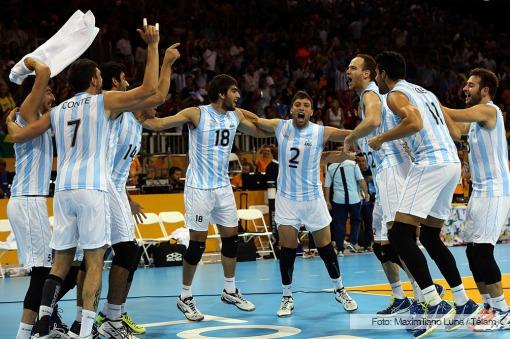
[5,19,509,339]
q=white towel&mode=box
[9,10,100,85]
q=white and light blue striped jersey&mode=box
[10,113,53,196]
[51,92,111,192]
[109,112,143,191]
[275,120,324,201]
[391,80,459,165]
[185,105,240,189]
[467,101,510,197]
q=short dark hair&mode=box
[470,68,499,98]
[208,74,238,101]
[375,51,406,80]
[291,90,313,106]
[67,59,98,93]
[169,166,182,175]
[101,62,126,91]
[356,54,376,81]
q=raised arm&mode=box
[324,126,351,143]
[368,91,422,150]
[343,91,381,150]
[128,43,181,112]
[442,108,464,141]
[19,57,51,123]
[239,108,279,133]
[104,22,160,117]
[236,109,275,137]
[141,107,197,131]
[6,108,51,143]
[440,104,496,129]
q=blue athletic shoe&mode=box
[446,299,481,332]
[377,297,412,317]
[412,300,455,338]
[406,300,427,332]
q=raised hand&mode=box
[164,43,181,64]
[137,18,160,45]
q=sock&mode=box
[411,280,425,302]
[79,309,96,337]
[390,281,406,300]
[282,284,292,297]
[332,277,344,290]
[181,284,192,299]
[101,302,110,316]
[76,306,83,322]
[121,303,126,315]
[481,293,491,306]
[224,277,236,294]
[39,305,53,319]
[422,285,442,307]
[451,284,469,306]
[107,303,122,321]
[491,294,509,312]
[16,322,33,339]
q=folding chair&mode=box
[159,211,186,238]
[134,213,168,265]
[237,209,276,259]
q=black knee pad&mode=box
[112,241,139,270]
[387,222,415,247]
[128,245,144,283]
[184,240,206,265]
[221,235,239,259]
[317,242,340,279]
[476,243,501,285]
[373,243,385,263]
[382,243,402,267]
[58,266,79,301]
[23,267,50,312]
[466,243,483,282]
[418,226,442,250]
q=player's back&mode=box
[391,80,458,165]
[51,92,110,192]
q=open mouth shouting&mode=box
[297,111,306,123]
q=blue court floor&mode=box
[2,245,510,338]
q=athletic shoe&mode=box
[412,300,455,338]
[177,296,204,321]
[434,283,445,298]
[49,305,68,334]
[98,320,135,338]
[95,311,106,327]
[446,299,481,331]
[406,301,427,332]
[473,308,510,331]
[469,303,494,330]
[334,288,358,312]
[376,297,411,317]
[221,289,256,311]
[31,329,72,338]
[68,323,100,339]
[277,296,294,317]
[122,312,146,334]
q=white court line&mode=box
[322,288,390,297]
[310,336,369,339]
[258,278,271,281]
[140,314,247,328]
[354,271,367,274]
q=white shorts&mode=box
[184,185,239,231]
[7,197,52,269]
[372,199,387,242]
[377,163,410,224]
[397,162,461,220]
[464,196,510,245]
[275,194,332,232]
[108,180,135,245]
[52,190,111,250]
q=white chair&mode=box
[248,205,269,215]
[135,213,168,265]
[159,211,186,240]
[0,219,17,278]
[237,209,276,260]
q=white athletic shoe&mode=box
[31,329,72,339]
[98,320,135,338]
[335,288,358,312]
[473,309,510,331]
[221,289,256,311]
[277,296,294,317]
[177,296,205,321]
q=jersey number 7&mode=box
[67,119,81,147]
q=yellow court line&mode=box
[345,274,510,303]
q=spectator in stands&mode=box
[0,158,10,197]
[169,166,184,192]
[256,144,273,172]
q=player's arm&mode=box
[236,109,275,137]
[126,190,146,224]
[19,57,51,123]
[239,108,279,134]
[440,104,496,129]
[442,109,463,141]
[321,151,356,164]
[6,108,51,142]
[343,91,381,150]
[127,43,181,112]
[368,91,422,150]
[104,23,159,117]
[324,126,351,143]
[141,107,197,131]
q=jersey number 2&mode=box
[67,119,81,147]
[289,147,300,168]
